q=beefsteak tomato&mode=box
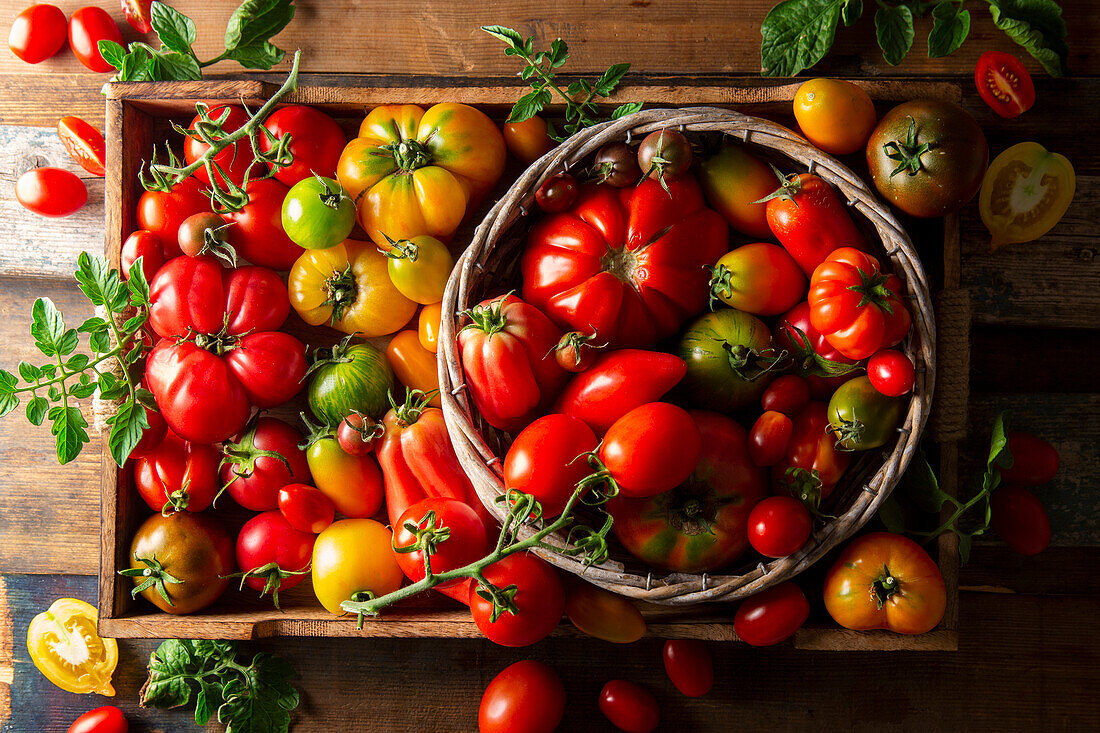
[133,430,219,514]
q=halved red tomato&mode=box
[974,51,1035,119]
[57,117,106,177]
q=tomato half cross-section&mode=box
[28,598,118,696]
[979,142,1075,251]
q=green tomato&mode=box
[308,340,394,424]
[677,309,779,412]
[827,376,904,451]
[281,175,356,250]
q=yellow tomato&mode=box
[565,583,646,643]
[696,142,777,239]
[386,330,440,407]
[312,519,404,615]
[288,239,416,337]
[381,234,455,305]
[503,115,554,163]
[418,301,443,353]
[979,142,1075,250]
[27,598,118,696]
[793,78,876,155]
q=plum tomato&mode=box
[121,230,165,282]
[535,173,579,213]
[418,302,442,353]
[793,78,877,155]
[638,128,691,184]
[867,349,915,396]
[761,374,811,416]
[696,141,775,238]
[336,412,384,456]
[991,485,1051,556]
[184,105,256,187]
[663,640,713,697]
[748,495,812,558]
[57,116,106,177]
[312,518,404,615]
[707,243,806,316]
[67,6,122,73]
[479,660,565,733]
[504,414,599,519]
[278,483,335,534]
[733,582,809,646]
[386,330,441,405]
[599,680,660,733]
[564,582,646,644]
[235,510,316,607]
[261,104,347,185]
[974,51,1035,119]
[502,115,554,164]
[66,705,128,733]
[219,417,311,512]
[392,497,488,586]
[9,4,67,64]
[600,402,701,498]
[1000,432,1059,486]
[591,141,641,187]
[16,167,87,217]
[469,553,564,647]
[749,410,794,468]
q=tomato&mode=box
[9,4,67,64]
[600,402,700,498]
[129,398,166,457]
[176,211,229,258]
[866,100,988,218]
[222,178,303,270]
[828,375,904,451]
[598,680,659,733]
[281,175,356,250]
[1000,431,1059,486]
[553,349,685,436]
[57,116,106,176]
[678,308,779,412]
[120,230,165,282]
[867,349,914,396]
[121,0,152,33]
[235,510,316,607]
[392,497,488,586]
[459,294,568,430]
[774,302,860,399]
[991,485,1051,555]
[261,104,347,186]
[979,142,1075,250]
[551,330,602,372]
[133,430,219,513]
[289,238,417,336]
[220,417,311,511]
[565,582,646,644]
[975,51,1035,119]
[125,511,234,614]
[760,172,865,276]
[312,518,404,615]
[523,177,728,348]
[479,661,564,733]
[307,338,395,423]
[502,115,554,164]
[749,410,793,468]
[28,598,117,696]
[305,434,385,518]
[824,532,946,634]
[336,412,384,456]
[387,330,441,406]
[535,173,579,213]
[382,234,454,304]
[663,640,713,697]
[16,167,87,217]
[638,128,692,184]
[504,414,599,518]
[68,7,122,72]
[748,495,812,558]
[762,374,811,416]
[184,105,257,187]
[469,552,564,647]
[278,483,335,534]
[338,103,506,244]
[591,141,641,187]
[793,78,876,155]
[611,411,767,572]
[734,582,809,646]
[67,705,128,733]
[773,402,850,502]
[707,243,806,315]
[808,247,911,361]
[418,302,442,353]
[137,177,210,258]
[696,141,775,238]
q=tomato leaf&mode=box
[508,89,551,124]
[0,371,20,419]
[48,404,88,465]
[957,531,973,563]
[481,25,527,53]
[877,494,907,533]
[222,41,285,70]
[107,399,149,467]
[594,62,630,97]
[224,0,296,55]
[149,1,196,55]
[841,0,863,26]
[928,2,971,58]
[30,299,69,358]
[987,410,1012,472]
[612,102,644,119]
[875,3,915,66]
[760,0,847,76]
[75,253,127,312]
[217,653,299,733]
[151,51,202,81]
[985,0,1069,77]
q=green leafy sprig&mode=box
[99,0,297,82]
[481,25,643,141]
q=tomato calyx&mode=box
[780,467,834,520]
[393,508,452,576]
[646,483,733,537]
[883,116,932,178]
[119,553,183,607]
[379,232,421,262]
[183,216,239,267]
[828,409,864,453]
[388,387,437,427]
[341,411,385,448]
[320,266,359,323]
[846,268,896,315]
[298,411,337,451]
[549,328,606,371]
[225,561,310,610]
[871,564,900,609]
[309,172,349,210]
[474,579,521,622]
[785,326,862,378]
[383,138,434,173]
[752,165,803,206]
[716,339,789,382]
[161,482,194,516]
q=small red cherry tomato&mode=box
[761,374,811,416]
[9,4,68,64]
[1000,432,1059,486]
[392,497,488,587]
[535,173,579,213]
[748,495,812,558]
[121,0,153,34]
[478,660,565,733]
[663,639,713,697]
[121,230,165,282]
[16,167,87,217]
[867,349,915,396]
[57,116,106,177]
[277,484,336,534]
[66,705,128,733]
[974,51,1036,119]
[336,412,383,456]
[598,680,660,733]
[67,6,123,73]
[991,485,1051,556]
[749,410,793,468]
[733,582,809,646]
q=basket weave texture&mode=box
[438,107,936,605]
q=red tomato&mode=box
[601,402,700,498]
[733,582,809,646]
[277,483,335,534]
[535,173,579,213]
[748,495,812,558]
[393,498,488,586]
[707,242,807,315]
[260,104,347,186]
[132,430,219,513]
[551,329,603,372]
[220,417,311,511]
[222,178,303,270]
[121,230,165,282]
[8,4,67,64]
[774,302,859,399]
[991,485,1051,555]
[66,705,128,733]
[772,402,850,502]
[235,510,316,606]
[57,116,105,176]
[867,349,915,396]
[598,680,659,733]
[503,414,598,518]
[749,410,793,468]
[479,660,565,733]
[761,374,811,416]
[222,331,309,407]
[121,0,152,33]
[145,341,250,444]
[975,51,1035,119]
[130,400,166,457]
[136,177,211,259]
[67,6,122,72]
[502,116,554,164]
[762,172,865,276]
[663,640,713,697]
[184,105,257,187]
[1000,432,1059,486]
[469,553,564,647]
[336,413,383,456]
[16,167,87,217]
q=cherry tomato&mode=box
[176,211,227,257]
[66,705,128,733]
[733,582,809,646]
[136,177,210,259]
[991,485,1051,556]
[260,104,347,186]
[762,374,811,416]
[392,497,488,587]
[599,680,660,733]
[565,582,646,644]
[1000,432,1059,486]
[16,167,87,217]
[184,105,257,187]
[67,7,122,72]
[867,349,915,396]
[469,553,564,647]
[336,412,383,456]
[9,4,67,64]
[504,414,599,519]
[219,417,311,512]
[749,411,793,468]
[479,660,565,733]
[592,141,641,187]
[278,483,335,534]
[382,235,454,305]
[638,129,692,183]
[57,116,106,177]
[552,330,602,372]
[235,510,316,606]
[305,437,385,518]
[121,0,152,34]
[312,518,404,615]
[502,115,554,164]
[418,301,442,353]
[974,51,1035,119]
[663,640,713,697]
[748,496,812,558]
[600,403,701,498]
[793,78,876,155]
[535,173,579,213]
[121,230,165,282]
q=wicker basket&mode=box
[437,107,935,605]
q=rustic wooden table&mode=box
[0,2,1097,731]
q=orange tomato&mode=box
[793,78,876,156]
[386,330,440,406]
[418,301,443,353]
[503,115,554,164]
[565,582,646,643]
[696,142,776,239]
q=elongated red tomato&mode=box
[762,172,865,277]
[68,6,122,72]
[9,4,67,64]
[479,660,565,733]
[707,242,806,315]
[663,640,713,697]
[278,484,335,534]
[16,167,87,217]
[749,410,793,468]
[975,51,1035,119]
[57,116,106,176]
[734,582,809,646]
[991,485,1051,556]
[599,680,659,733]
[1000,432,1059,486]
[66,705,128,733]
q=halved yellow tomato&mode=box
[564,582,646,644]
[27,598,118,696]
[979,142,1075,250]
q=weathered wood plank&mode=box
[971,326,1100,394]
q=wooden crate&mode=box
[100,79,963,649]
